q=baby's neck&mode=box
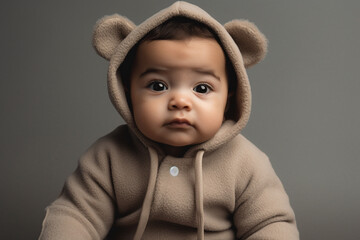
[160,144,192,158]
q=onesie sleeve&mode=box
[233,149,299,240]
[39,139,116,240]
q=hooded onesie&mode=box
[39,1,299,240]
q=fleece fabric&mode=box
[39,1,299,240]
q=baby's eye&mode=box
[148,81,168,91]
[193,84,211,94]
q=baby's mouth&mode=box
[165,118,192,128]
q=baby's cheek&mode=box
[198,110,223,139]
[135,101,163,128]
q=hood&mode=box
[92,1,267,157]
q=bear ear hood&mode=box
[92,1,267,154]
[93,8,267,68]
[93,15,136,61]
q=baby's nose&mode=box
[168,91,192,110]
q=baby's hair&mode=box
[142,16,218,41]
[120,17,237,119]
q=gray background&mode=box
[1,0,359,239]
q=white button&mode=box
[170,166,179,176]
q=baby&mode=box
[39,2,299,239]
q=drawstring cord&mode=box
[195,150,205,240]
[133,147,159,240]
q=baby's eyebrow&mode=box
[139,67,221,81]
[139,68,166,78]
[193,69,221,81]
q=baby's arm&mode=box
[39,140,116,240]
[233,149,299,239]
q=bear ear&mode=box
[92,14,136,60]
[224,20,268,68]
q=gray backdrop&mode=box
[1,0,359,239]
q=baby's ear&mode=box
[92,14,136,60]
[224,20,267,68]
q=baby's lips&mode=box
[165,118,193,128]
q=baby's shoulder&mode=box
[77,125,148,167]
[223,134,272,171]
[84,124,144,156]
[229,134,268,159]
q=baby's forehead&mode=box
[133,38,227,73]
[137,36,223,50]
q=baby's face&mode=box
[130,37,228,148]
